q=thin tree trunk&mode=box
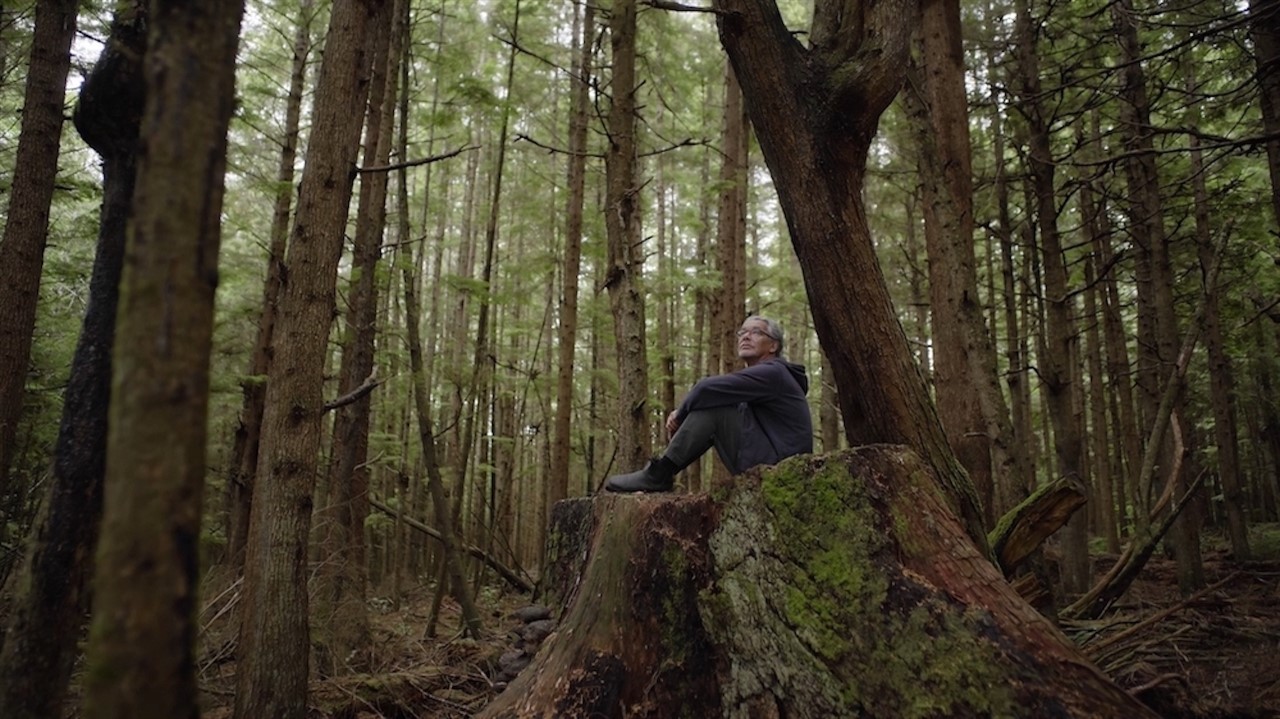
[1083,251,1119,553]
[0,0,77,507]
[1185,63,1250,559]
[81,2,243,717]
[820,349,841,452]
[715,63,748,374]
[1014,0,1089,593]
[605,0,652,472]
[550,0,593,516]
[0,8,144,716]
[1250,0,1280,227]
[234,3,384,716]
[314,0,401,675]
[403,213,483,638]
[225,0,314,570]
[1113,0,1203,592]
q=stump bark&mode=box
[478,446,1156,718]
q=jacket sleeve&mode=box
[676,362,789,420]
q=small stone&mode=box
[513,604,553,623]
[498,651,531,676]
[521,618,555,644]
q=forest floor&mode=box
[190,525,1280,719]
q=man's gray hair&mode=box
[746,315,785,358]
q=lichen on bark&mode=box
[701,450,1014,718]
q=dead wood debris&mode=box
[1062,557,1280,719]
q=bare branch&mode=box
[323,372,382,412]
[356,145,475,175]
[642,0,727,15]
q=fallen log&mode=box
[478,446,1157,718]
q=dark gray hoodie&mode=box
[675,357,814,474]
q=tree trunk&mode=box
[81,2,243,717]
[1112,0,1204,593]
[224,0,315,570]
[0,8,144,716]
[402,204,484,637]
[1251,0,1280,228]
[1014,0,1090,595]
[234,2,384,717]
[1185,60,1250,560]
[604,0,652,472]
[711,0,986,546]
[989,65,1035,515]
[314,0,400,675]
[820,349,841,452]
[714,63,748,375]
[550,0,593,518]
[479,448,1156,718]
[908,0,1004,528]
[0,0,77,506]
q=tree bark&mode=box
[0,7,144,716]
[549,0,594,520]
[1112,0,1204,592]
[1014,0,1090,595]
[604,0,652,472]
[224,0,315,571]
[908,0,1014,529]
[0,0,77,506]
[234,2,384,717]
[1250,0,1280,228]
[479,448,1156,718]
[81,2,244,717]
[710,0,987,547]
[313,0,399,675]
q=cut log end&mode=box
[479,446,1156,719]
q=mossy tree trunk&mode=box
[480,448,1156,718]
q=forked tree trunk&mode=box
[710,0,988,546]
[479,447,1155,719]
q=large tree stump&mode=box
[478,446,1156,718]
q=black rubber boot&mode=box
[604,457,677,493]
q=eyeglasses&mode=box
[736,327,774,339]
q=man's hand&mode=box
[666,410,681,437]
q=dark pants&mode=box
[662,406,743,475]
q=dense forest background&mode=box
[1,0,1279,716]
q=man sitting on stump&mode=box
[605,315,814,492]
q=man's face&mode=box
[737,319,779,364]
